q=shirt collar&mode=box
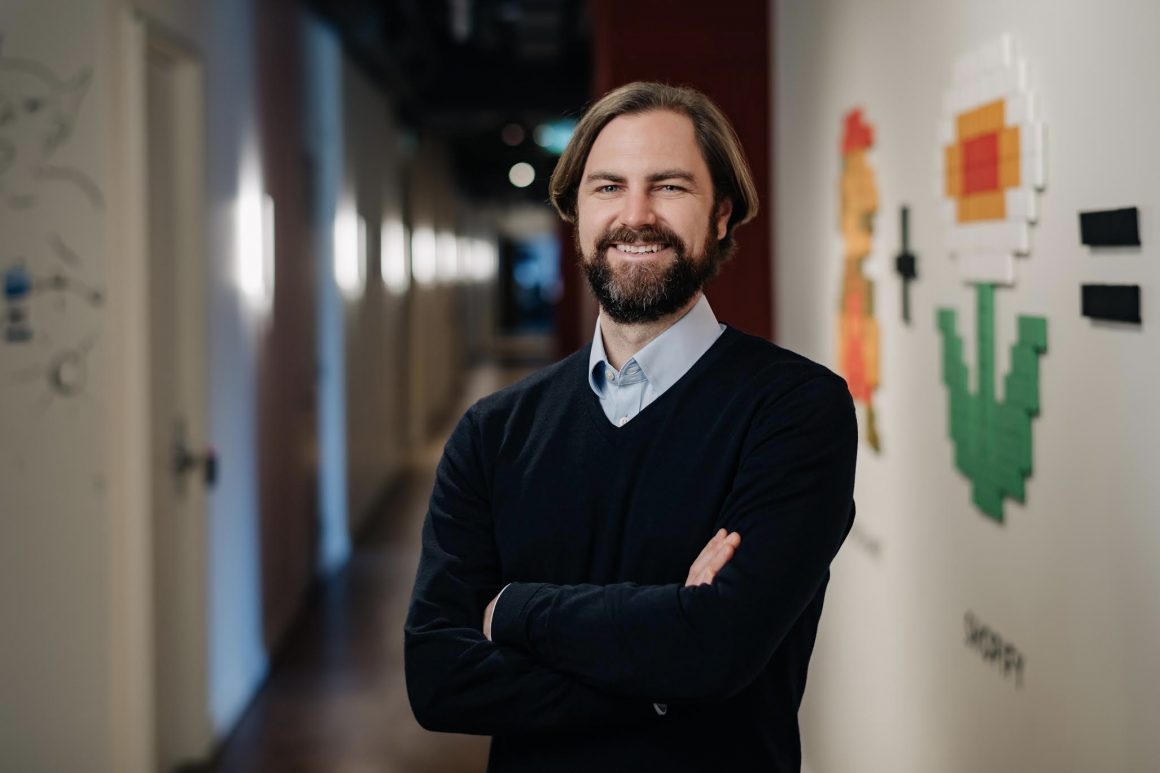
[588,316,612,396]
[588,294,722,398]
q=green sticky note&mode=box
[1018,316,1048,350]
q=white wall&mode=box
[407,141,468,442]
[304,13,352,577]
[341,59,409,534]
[1,2,493,769]
[0,2,113,770]
[775,2,1160,771]
[199,0,272,739]
[1,1,306,768]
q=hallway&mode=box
[200,365,535,773]
[0,3,782,770]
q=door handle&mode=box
[174,443,218,488]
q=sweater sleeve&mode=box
[489,374,858,702]
[403,403,654,735]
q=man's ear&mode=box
[715,198,734,241]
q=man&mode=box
[405,82,857,772]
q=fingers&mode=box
[705,538,738,577]
[685,530,742,587]
[483,594,498,641]
[700,529,728,564]
[697,541,735,586]
[686,529,724,577]
[686,529,726,584]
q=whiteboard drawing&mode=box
[0,34,105,425]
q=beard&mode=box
[578,214,729,325]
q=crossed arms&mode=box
[403,375,856,736]
[482,528,742,641]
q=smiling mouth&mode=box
[612,242,670,255]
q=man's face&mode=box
[575,110,733,324]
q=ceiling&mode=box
[306,0,593,205]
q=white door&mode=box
[144,33,211,773]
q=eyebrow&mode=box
[646,169,697,184]
[585,171,626,184]
[584,169,699,185]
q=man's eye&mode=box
[600,185,619,193]
[660,185,684,192]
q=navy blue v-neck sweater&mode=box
[405,325,858,772]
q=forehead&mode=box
[584,110,708,178]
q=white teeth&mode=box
[615,243,665,254]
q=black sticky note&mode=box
[1079,208,1141,247]
[895,253,916,278]
[1081,284,1141,323]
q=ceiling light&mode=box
[502,123,525,146]
[509,162,535,188]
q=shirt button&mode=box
[618,416,629,426]
[606,369,615,380]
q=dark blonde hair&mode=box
[549,82,759,255]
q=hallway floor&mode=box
[201,364,537,773]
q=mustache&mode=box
[594,226,685,254]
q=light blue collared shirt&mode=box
[588,294,726,426]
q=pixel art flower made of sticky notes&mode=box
[936,35,1048,523]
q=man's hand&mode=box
[483,529,741,639]
[685,529,742,587]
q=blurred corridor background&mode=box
[2,0,1158,771]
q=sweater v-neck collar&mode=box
[581,324,743,446]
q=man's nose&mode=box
[618,189,656,230]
